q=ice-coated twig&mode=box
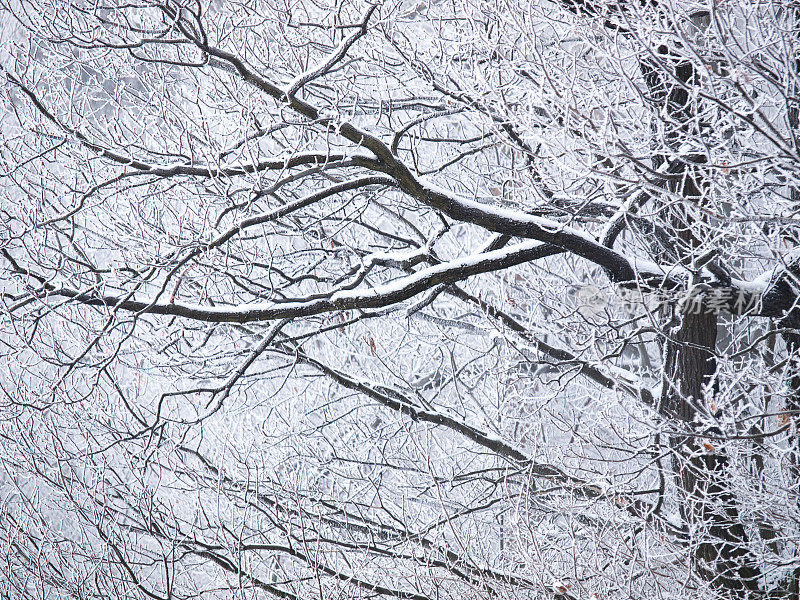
[284,4,378,99]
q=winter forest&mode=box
[6,0,800,597]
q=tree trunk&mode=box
[644,13,762,595]
[662,308,760,595]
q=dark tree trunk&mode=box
[660,291,761,596]
[643,12,762,595]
